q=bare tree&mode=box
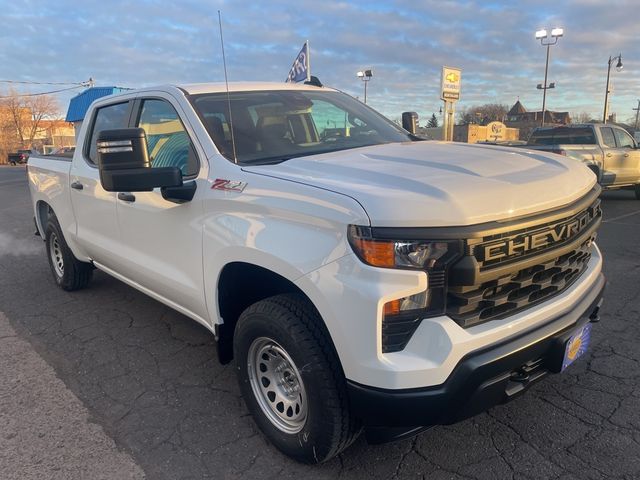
[1,89,59,149]
[572,112,596,124]
[457,103,509,125]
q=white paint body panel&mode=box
[27,83,604,391]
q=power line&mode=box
[0,85,87,99]
[0,79,89,86]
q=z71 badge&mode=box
[211,178,247,192]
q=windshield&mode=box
[189,90,412,165]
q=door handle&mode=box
[117,192,136,202]
[624,153,629,157]
[70,181,83,190]
[606,153,612,157]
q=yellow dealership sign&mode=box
[441,66,462,101]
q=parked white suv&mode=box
[27,82,605,462]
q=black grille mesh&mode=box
[447,238,593,328]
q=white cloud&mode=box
[1,0,638,123]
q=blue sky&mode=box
[1,0,638,124]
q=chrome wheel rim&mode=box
[49,233,64,278]
[247,337,307,434]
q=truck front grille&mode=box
[447,237,593,328]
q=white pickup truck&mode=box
[28,82,605,463]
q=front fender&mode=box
[202,172,370,324]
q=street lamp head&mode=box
[535,29,548,39]
[616,56,623,71]
[356,71,364,78]
[551,27,564,38]
[357,69,373,80]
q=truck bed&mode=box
[27,154,75,242]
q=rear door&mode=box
[112,94,208,320]
[69,100,132,265]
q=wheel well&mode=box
[586,164,600,181]
[35,201,53,236]
[216,262,306,364]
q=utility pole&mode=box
[603,54,623,123]
[634,99,640,131]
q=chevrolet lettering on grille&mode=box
[475,201,601,264]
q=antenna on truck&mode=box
[218,10,238,164]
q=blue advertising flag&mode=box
[286,42,309,83]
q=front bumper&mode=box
[347,272,605,441]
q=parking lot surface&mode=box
[1,165,639,479]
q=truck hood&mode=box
[243,141,596,227]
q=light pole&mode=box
[356,69,373,104]
[603,54,623,123]
[535,27,563,127]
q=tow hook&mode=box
[589,299,604,323]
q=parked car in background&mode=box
[8,149,34,165]
[526,124,640,199]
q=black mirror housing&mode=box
[103,167,183,192]
[97,128,150,171]
[402,112,418,135]
[97,128,183,192]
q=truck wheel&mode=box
[45,215,93,291]
[234,293,360,463]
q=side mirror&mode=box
[97,128,182,192]
[401,111,418,135]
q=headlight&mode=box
[348,225,462,353]
[347,225,458,270]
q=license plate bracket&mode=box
[561,323,592,371]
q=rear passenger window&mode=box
[600,127,616,148]
[528,127,596,145]
[136,99,199,177]
[87,102,130,164]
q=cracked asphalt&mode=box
[1,165,639,479]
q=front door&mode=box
[613,127,640,185]
[112,95,208,320]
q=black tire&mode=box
[234,293,360,463]
[635,184,640,200]
[45,213,93,291]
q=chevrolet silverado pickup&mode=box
[27,82,605,463]
[527,123,640,198]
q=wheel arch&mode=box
[35,200,53,237]
[215,261,334,365]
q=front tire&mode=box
[45,214,93,291]
[234,294,360,463]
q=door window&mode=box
[136,99,199,177]
[613,128,635,149]
[87,102,130,164]
[600,127,616,148]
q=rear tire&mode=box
[635,184,640,200]
[45,214,93,291]
[234,293,360,463]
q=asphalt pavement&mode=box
[1,164,639,479]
